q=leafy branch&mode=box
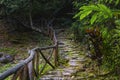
[74,4,113,25]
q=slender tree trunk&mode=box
[29,0,33,28]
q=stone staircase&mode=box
[40,29,87,80]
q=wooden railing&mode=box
[0,22,59,80]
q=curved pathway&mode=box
[40,29,87,80]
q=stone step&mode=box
[47,71,62,76]
[69,59,82,67]
[63,67,77,75]
[40,76,77,80]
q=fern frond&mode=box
[90,13,97,24]
[115,20,120,26]
[80,10,92,20]
[74,4,114,25]
[97,4,112,18]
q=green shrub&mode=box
[72,0,120,77]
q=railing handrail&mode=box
[0,50,35,79]
[0,19,59,80]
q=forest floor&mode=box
[0,21,52,73]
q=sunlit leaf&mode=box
[90,13,97,24]
[80,10,92,20]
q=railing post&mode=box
[28,61,34,80]
[35,51,39,75]
[22,65,29,80]
[54,41,59,67]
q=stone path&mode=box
[40,29,87,80]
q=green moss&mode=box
[0,47,18,55]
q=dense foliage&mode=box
[0,0,72,18]
[0,0,29,16]
[72,0,120,79]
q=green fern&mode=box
[112,22,120,43]
[74,4,113,25]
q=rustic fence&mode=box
[0,21,59,80]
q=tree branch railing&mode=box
[0,21,59,80]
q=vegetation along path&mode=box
[40,28,87,80]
